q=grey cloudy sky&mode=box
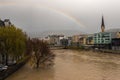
[0,0,120,33]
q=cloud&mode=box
[0,0,120,34]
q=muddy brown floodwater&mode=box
[6,49,120,80]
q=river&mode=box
[6,49,120,80]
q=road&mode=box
[6,49,120,80]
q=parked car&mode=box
[0,64,8,71]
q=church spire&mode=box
[101,15,105,32]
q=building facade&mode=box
[86,34,94,45]
[94,32,112,49]
[4,19,12,27]
[79,34,87,46]
[0,19,12,27]
[94,31,120,50]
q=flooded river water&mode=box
[6,49,120,80]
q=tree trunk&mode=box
[36,59,40,68]
[2,54,5,64]
[5,53,8,65]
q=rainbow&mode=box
[36,5,86,29]
[0,3,86,29]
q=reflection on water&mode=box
[6,49,120,80]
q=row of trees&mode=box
[0,25,55,68]
[0,26,27,65]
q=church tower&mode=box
[101,16,105,32]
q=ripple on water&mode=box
[6,49,120,80]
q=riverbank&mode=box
[67,46,120,54]
[93,49,120,54]
[0,57,29,80]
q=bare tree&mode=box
[30,38,55,68]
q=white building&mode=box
[4,19,12,27]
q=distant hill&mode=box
[106,28,120,32]
[28,30,85,38]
